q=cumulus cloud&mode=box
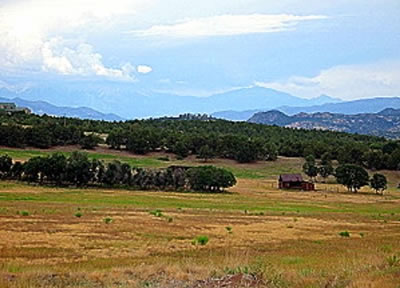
[0,0,151,79]
[255,61,400,100]
[137,65,153,74]
[127,14,327,37]
[41,38,136,80]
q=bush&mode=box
[386,255,400,267]
[75,212,83,218]
[192,235,209,246]
[103,217,113,224]
[339,231,350,237]
[149,209,163,217]
[19,211,29,216]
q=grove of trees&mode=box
[0,152,236,192]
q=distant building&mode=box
[278,174,315,191]
[0,102,31,114]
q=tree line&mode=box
[0,153,236,192]
[1,112,399,170]
[0,123,102,149]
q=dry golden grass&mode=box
[0,152,400,287]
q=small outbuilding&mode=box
[278,174,315,191]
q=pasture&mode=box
[0,147,399,287]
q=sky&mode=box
[0,0,399,101]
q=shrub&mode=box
[149,209,163,217]
[339,231,350,237]
[103,217,113,224]
[225,226,233,233]
[75,212,83,218]
[386,255,400,267]
[19,211,29,216]
[193,235,209,246]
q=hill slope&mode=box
[248,108,400,138]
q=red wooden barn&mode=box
[278,174,315,191]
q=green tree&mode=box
[46,153,67,185]
[318,152,334,182]
[186,166,236,192]
[172,140,190,159]
[364,150,384,170]
[303,155,318,182]
[65,152,93,186]
[335,164,369,193]
[80,134,102,150]
[197,145,215,162]
[370,173,387,195]
[10,161,24,180]
[23,157,43,183]
[0,154,12,179]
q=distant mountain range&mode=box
[248,108,400,138]
[0,96,124,121]
[0,83,341,119]
[213,97,400,121]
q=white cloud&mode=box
[41,38,136,80]
[137,65,153,74]
[0,0,151,79]
[256,61,400,100]
[127,14,327,37]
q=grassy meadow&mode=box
[0,146,400,287]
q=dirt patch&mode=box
[191,273,265,288]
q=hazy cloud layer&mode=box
[256,61,400,100]
[128,14,327,37]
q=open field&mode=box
[1,147,400,287]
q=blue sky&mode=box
[0,0,399,100]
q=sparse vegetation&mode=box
[19,210,29,216]
[339,231,350,237]
[386,254,400,267]
[103,217,113,224]
[193,235,209,246]
[149,209,163,217]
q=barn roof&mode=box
[279,174,303,182]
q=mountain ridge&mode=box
[248,108,400,139]
[0,83,341,119]
[0,96,124,121]
[213,97,400,121]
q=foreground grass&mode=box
[0,180,400,287]
[0,147,400,287]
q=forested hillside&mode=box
[1,112,399,171]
